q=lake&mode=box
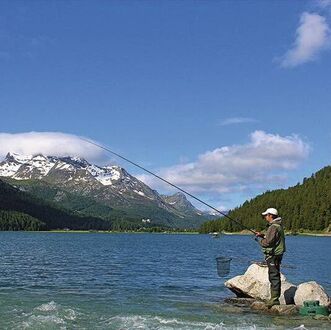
[0,232,330,329]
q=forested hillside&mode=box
[200,166,331,233]
[0,179,112,230]
[0,210,45,231]
[0,179,171,231]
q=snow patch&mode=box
[86,165,122,186]
[134,190,145,196]
[0,162,22,177]
[55,162,75,171]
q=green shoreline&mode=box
[35,230,200,234]
[20,230,331,236]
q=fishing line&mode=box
[80,137,257,235]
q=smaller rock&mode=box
[270,304,298,315]
[294,281,330,307]
[250,302,298,315]
[250,301,268,312]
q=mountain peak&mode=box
[161,192,200,215]
[167,192,190,202]
[5,152,32,163]
[58,156,90,168]
[172,192,187,199]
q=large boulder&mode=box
[294,281,330,307]
[224,264,297,304]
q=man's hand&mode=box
[255,231,265,238]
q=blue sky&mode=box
[0,0,330,211]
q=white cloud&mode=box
[317,0,331,9]
[280,12,331,67]
[219,117,258,126]
[0,132,107,162]
[137,131,310,195]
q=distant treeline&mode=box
[200,166,331,233]
[0,210,45,231]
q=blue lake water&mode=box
[0,232,330,329]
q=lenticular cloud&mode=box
[0,132,106,162]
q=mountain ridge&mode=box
[0,152,211,228]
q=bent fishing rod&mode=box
[80,137,258,235]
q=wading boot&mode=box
[266,290,280,309]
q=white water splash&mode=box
[103,315,261,330]
[35,301,59,312]
[15,301,78,329]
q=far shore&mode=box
[15,229,331,236]
[36,230,200,234]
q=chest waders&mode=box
[266,254,282,307]
[263,224,286,308]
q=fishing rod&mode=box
[80,137,258,235]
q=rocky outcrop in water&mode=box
[224,264,296,304]
[224,264,331,316]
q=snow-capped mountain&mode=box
[0,152,205,223]
[0,152,128,185]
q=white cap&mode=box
[262,208,278,216]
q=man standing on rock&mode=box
[255,208,286,308]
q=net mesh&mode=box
[216,256,232,277]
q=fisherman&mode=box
[255,208,286,308]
